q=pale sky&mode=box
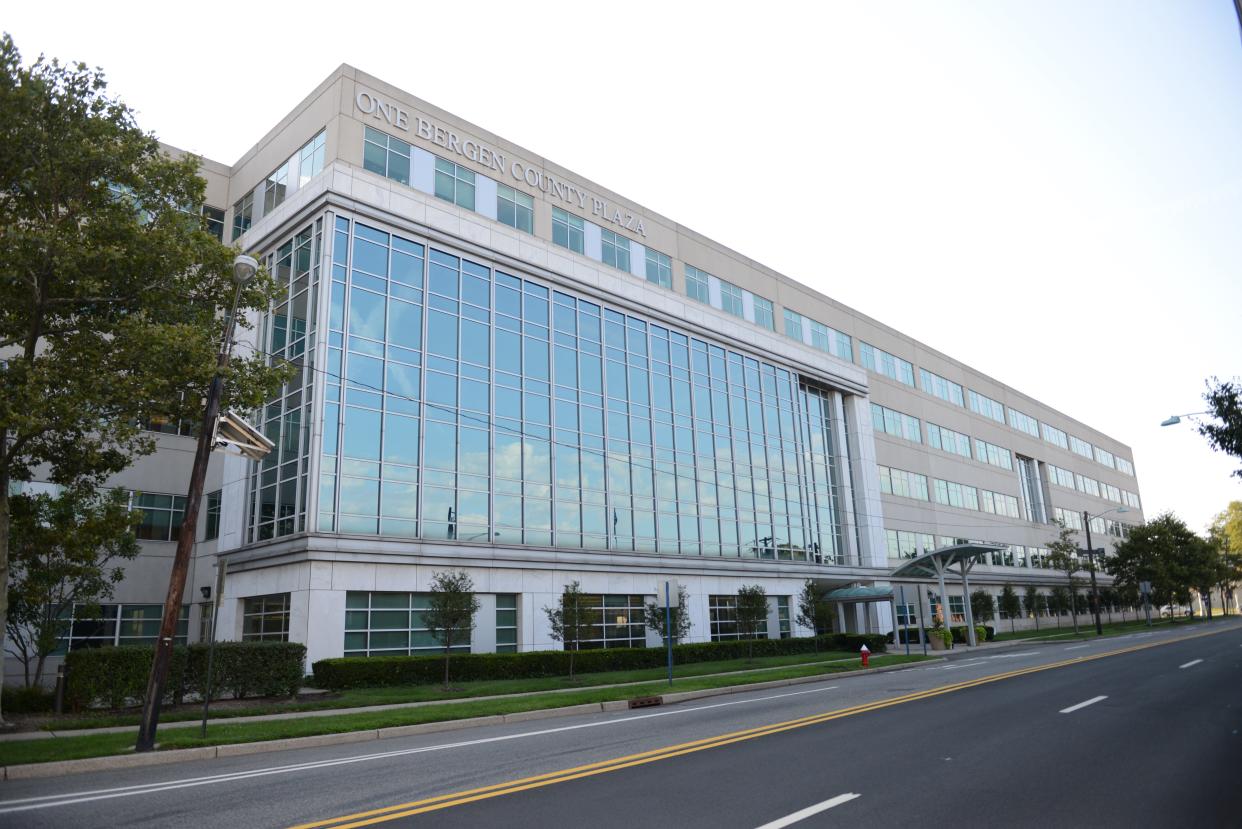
[8,0,1241,532]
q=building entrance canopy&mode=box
[889,543,1005,647]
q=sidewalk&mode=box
[0,652,882,743]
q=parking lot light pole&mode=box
[135,255,257,753]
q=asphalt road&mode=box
[2,620,1239,829]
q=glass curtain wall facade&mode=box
[250,215,855,565]
[248,221,322,541]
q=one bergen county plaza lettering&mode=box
[2,66,1145,683]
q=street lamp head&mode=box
[1116,506,1129,514]
[232,254,259,286]
[1160,415,1180,427]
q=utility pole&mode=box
[1082,509,1104,636]
[135,257,256,752]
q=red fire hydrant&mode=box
[860,644,870,668]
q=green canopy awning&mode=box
[824,585,894,603]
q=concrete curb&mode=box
[1,657,937,781]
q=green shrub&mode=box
[948,625,988,644]
[984,626,995,642]
[65,641,306,710]
[312,633,889,690]
[1,684,55,714]
[64,645,188,711]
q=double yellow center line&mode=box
[292,626,1228,829]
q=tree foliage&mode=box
[998,584,1021,633]
[794,579,831,651]
[1046,520,1084,633]
[543,581,593,680]
[643,583,692,645]
[1199,378,1242,479]
[1022,585,1042,630]
[422,570,479,689]
[5,486,139,686]
[970,589,995,623]
[734,585,769,661]
[1109,512,1209,618]
[0,34,288,722]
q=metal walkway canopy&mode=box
[824,585,894,602]
[890,543,1005,647]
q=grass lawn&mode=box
[39,649,874,732]
[990,613,1217,643]
[3,652,930,766]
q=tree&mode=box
[1023,585,1042,631]
[734,585,769,661]
[643,584,692,646]
[1048,586,1070,628]
[1097,586,1116,623]
[998,585,1021,634]
[1110,513,1203,623]
[970,589,995,625]
[1209,504,1242,614]
[1046,520,1084,634]
[423,570,479,690]
[1115,581,1140,623]
[544,582,593,681]
[5,486,139,686]
[0,35,286,724]
[794,579,829,651]
[1199,378,1242,479]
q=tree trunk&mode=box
[0,462,10,726]
[569,641,576,681]
[443,636,452,690]
[1010,617,1015,634]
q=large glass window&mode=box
[344,591,472,656]
[709,594,770,641]
[1041,422,1069,450]
[871,403,921,443]
[974,438,1013,470]
[927,423,971,458]
[307,219,852,562]
[231,190,253,241]
[132,492,187,541]
[203,205,225,241]
[496,594,518,653]
[600,229,630,271]
[685,264,710,303]
[1008,408,1039,437]
[241,593,291,641]
[968,390,1005,423]
[53,604,188,653]
[263,158,292,214]
[497,184,533,233]
[298,131,326,187]
[204,490,221,541]
[645,248,671,288]
[859,342,914,386]
[434,157,476,210]
[552,207,584,253]
[783,309,804,341]
[719,280,743,317]
[753,297,774,331]
[363,127,412,186]
[919,369,964,407]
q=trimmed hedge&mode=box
[312,633,888,690]
[64,641,306,711]
[949,625,989,644]
[1,684,56,714]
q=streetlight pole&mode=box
[1081,505,1129,638]
[135,255,257,753]
[1083,509,1104,636]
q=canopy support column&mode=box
[960,559,978,647]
